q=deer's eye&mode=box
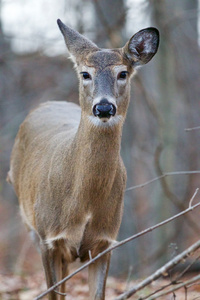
[118,71,128,80]
[80,72,91,80]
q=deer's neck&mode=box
[70,115,123,200]
[75,116,122,166]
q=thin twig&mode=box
[189,188,199,207]
[140,281,173,300]
[153,145,200,233]
[187,281,200,289]
[147,275,200,300]
[125,265,133,292]
[175,254,200,282]
[89,250,92,261]
[139,254,200,300]
[115,240,200,300]
[126,171,200,191]
[35,193,200,300]
[185,285,188,300]
[54,289,67,296]
[185,126,200,131]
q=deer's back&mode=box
[8,101,80,196]
[20,101,80,143]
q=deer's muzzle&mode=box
[93,99,116,119]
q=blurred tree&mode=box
[149,0,200,267]
[0,0,12,126]
[93,0,126,47]
[0,0,19,271]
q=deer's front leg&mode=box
[88,252,111,300]
[40,243,61,300]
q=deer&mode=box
[7,19,159,300]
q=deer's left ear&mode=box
[123,27,159,67]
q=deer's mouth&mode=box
[88,114,123,128]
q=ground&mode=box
[1,223,200,299]
[0,270,200,300]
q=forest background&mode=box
[0,0,200,298]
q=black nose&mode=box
[93,99,116,119]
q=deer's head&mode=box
[57,19,159,128]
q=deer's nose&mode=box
[93,99,116,119]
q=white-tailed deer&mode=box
[8,19,159,299]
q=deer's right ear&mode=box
[123,27,159,67]
[57,19,99,62]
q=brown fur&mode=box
[8,20,159,300]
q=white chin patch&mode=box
[88,115,123,128]
[101,118,110,123]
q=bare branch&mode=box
[175,254,200,282]
[153,144,200,233]
[189,188,199,207]
[89,250,92,261]
[115,240,200,300]
[138,254,200,300]
[126,171,200,191]
[185,126,200,131]
[146,275,200,300]
[35,192,200,300]
[54,289,67,296]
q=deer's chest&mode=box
[45,210,113,262]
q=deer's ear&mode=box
[57,19,99,62]
[123,27,159,67]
